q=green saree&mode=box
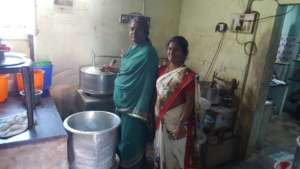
[114,41,158,169]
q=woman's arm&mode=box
[180,92,194,123]
[174,84,195,139]
[100,59,119,73]
[100,66,119,73]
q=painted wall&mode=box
[34,0,182,117]
[178,0,278,157]
[6,40,30,57]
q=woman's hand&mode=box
[100,65,118,73]
[173,124,187,140]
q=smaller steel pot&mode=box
[79,66,116,95]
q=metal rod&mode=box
[21,66,35,129]
[92,50,96,67]
[95,55,121,59]
[245,0,254,13]
[28,34,35,61]
[292,136,300,169]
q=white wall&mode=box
[36,0,182,86]
[178,0,278,157]
[34,0,182,116]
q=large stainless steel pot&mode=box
[64,111,121,169]
[79,66,116,95]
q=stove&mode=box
[75,89,115,113]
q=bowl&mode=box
[19,89,43,106]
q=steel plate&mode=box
[0,53,27,67]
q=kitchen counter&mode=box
[0,94,67,148]
[0,94,68,169]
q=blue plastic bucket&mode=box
[32,61,52,92]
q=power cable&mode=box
[239,0,246,12]
[142,0,145,15]
[235,32,258,55]
[258,5,296,22]
[244,41,257,55]
[275,0,281,5]
[235,32,245,45]
[205,33,226,80]
[245,0,295,23]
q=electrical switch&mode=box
[231,12,257,34]
[215,22,228,32]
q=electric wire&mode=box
[205,33,225,80]
[244,0,295,23]
[244,41,257,55]
[235,32,258,55]
[235,32,244,45]
[275,0,281,5]
[258,5,296,22]
[142,0,145,15]
[239,0,246,12]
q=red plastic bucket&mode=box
[0,74,9,103]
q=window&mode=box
[0,0,36,39]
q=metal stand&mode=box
[21,66,35,129]
[0,53,34,129]
[292,136,300,169]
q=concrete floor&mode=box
[215,113,300,169]
[144,113,299,169]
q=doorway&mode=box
[254,4,300,169]
[215,4,300,169]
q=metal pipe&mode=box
[21,66,35,129]
[96,55,121,59]
[245,0,254,13]
[292,136,300,169]
[28,34,35,61]
[92,50,96,67]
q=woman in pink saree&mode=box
[154,36,196,169]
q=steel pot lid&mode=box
[80,66,115,75]
[0,52,27,67]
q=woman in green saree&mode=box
[103,16,158,169]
